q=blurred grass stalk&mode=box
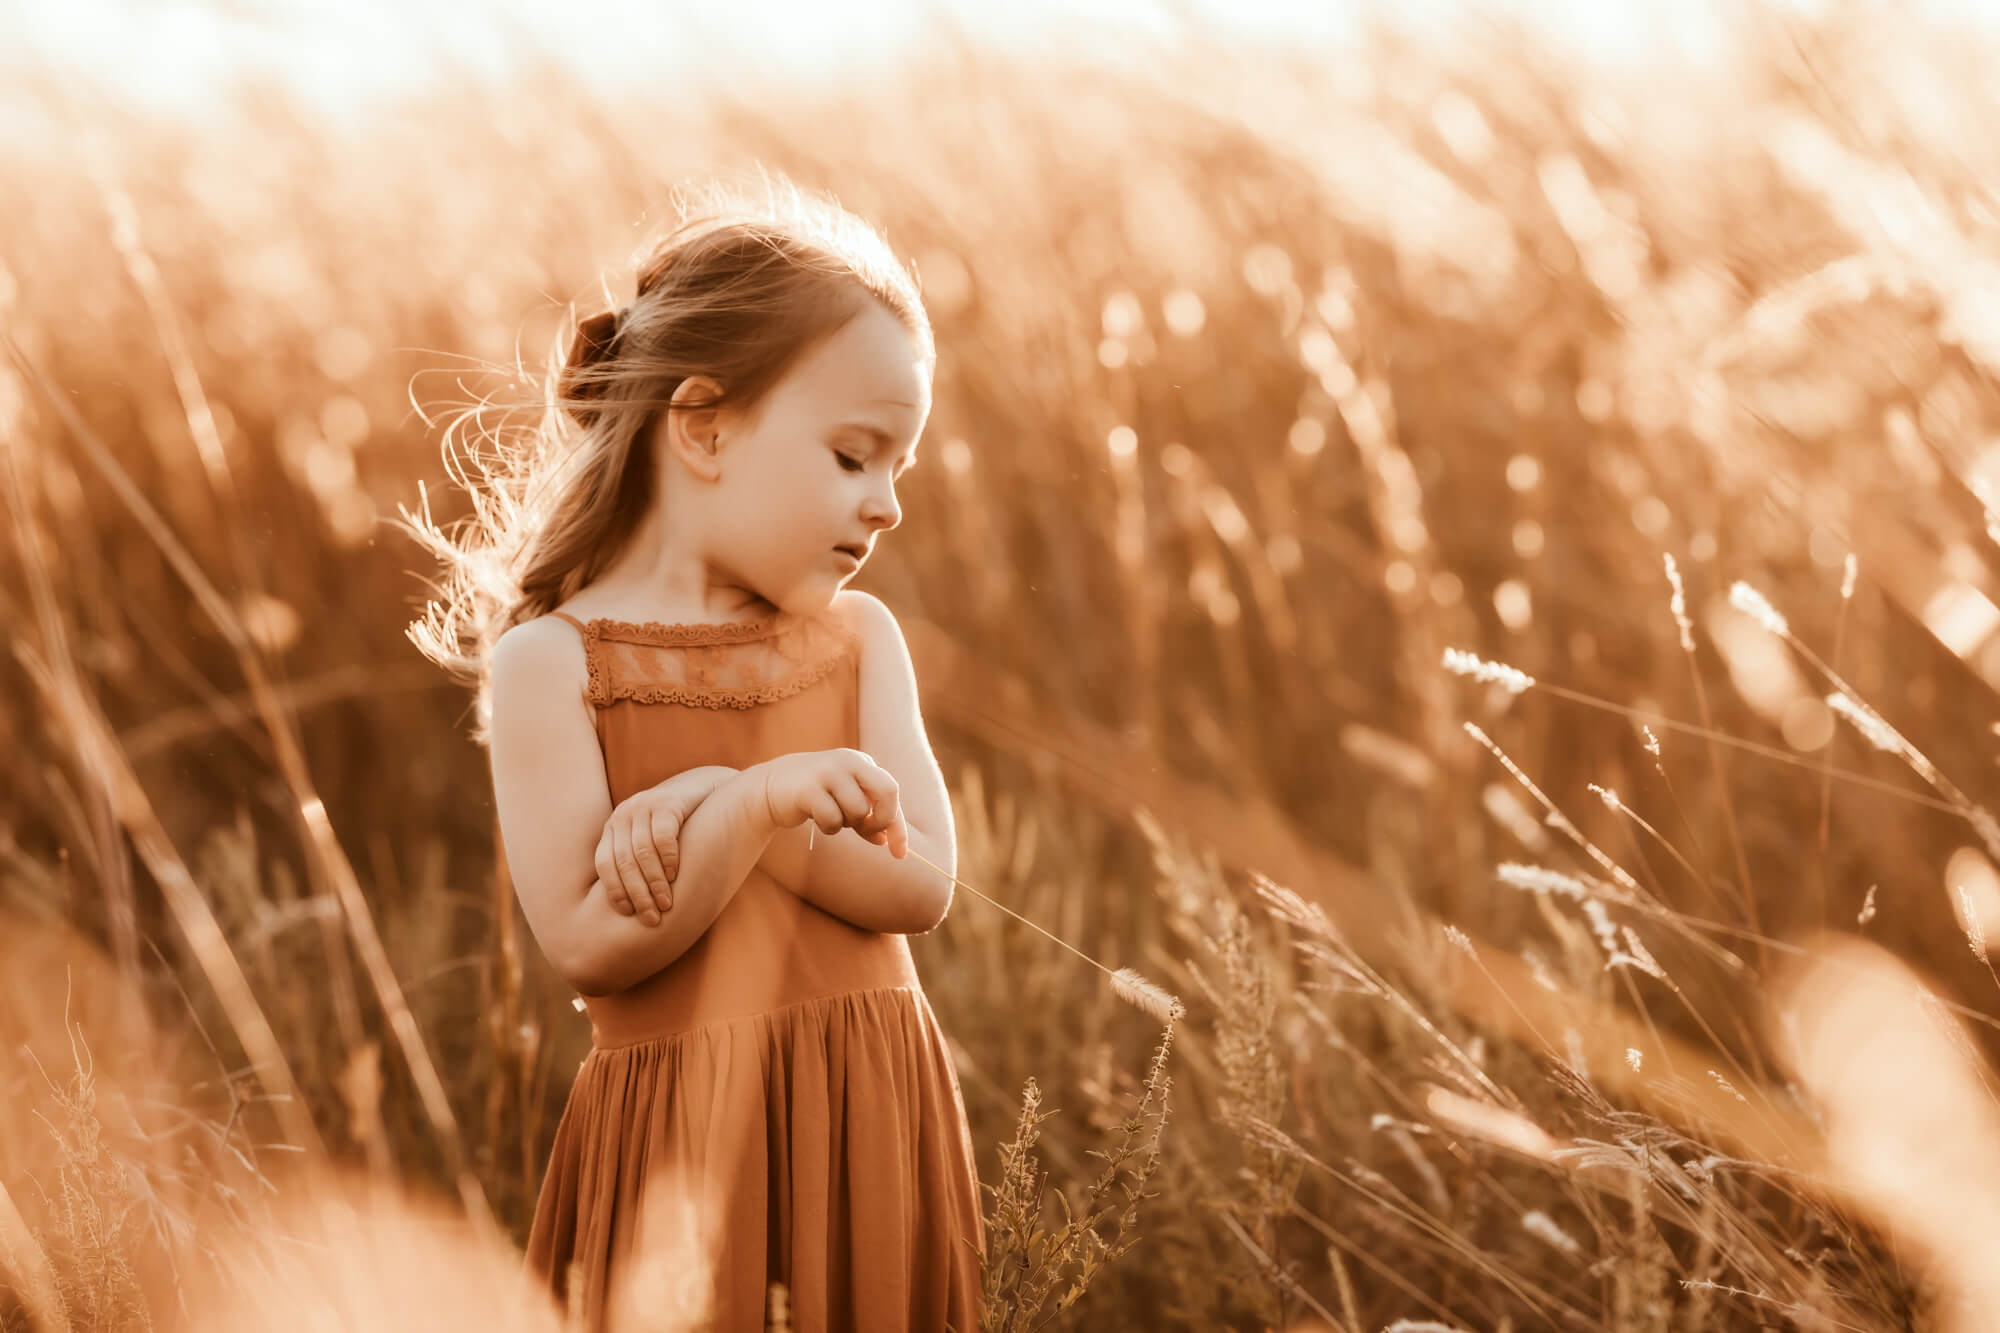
[1,333,496,1223]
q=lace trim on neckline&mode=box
[584,613,788,646]
[577,615,856,710]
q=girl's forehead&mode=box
[795,307,930,406]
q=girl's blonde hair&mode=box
[398,174,933,744]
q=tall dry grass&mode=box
[7,1,2000,1327]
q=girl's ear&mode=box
[663,376,729,480]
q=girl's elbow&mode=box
[902,880,954,934]
[558,938,613,997]
[903,832,954,932]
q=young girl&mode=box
[406,179,984,1332]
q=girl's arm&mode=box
[637,770,948,936]
[490,618,752,996]
[614,593,956,938]
[753,592,956,934]
[755,816,952,934]
[575,764,788,993]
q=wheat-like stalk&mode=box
[905,847,1184,1026]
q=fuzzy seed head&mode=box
[1619,926,1667,980]
[1521,1209,1582,1255]
[1663,553,1695,652]
[1827,692,1909,759]
[1954,883,1990,963]
[1442,647,1534,695]
[1497,862,1592,900]
[1110,967,1184,1025]
[1729,580,1789,636]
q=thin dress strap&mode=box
[545,612,595,721]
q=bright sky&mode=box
[4,0,1996,129]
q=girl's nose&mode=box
[861,485,901,531]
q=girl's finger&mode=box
[829,775,873,827]
[810,792,844,835]
[629,816,670,912]
[866,787,903,841]
[850,762,900,809]
[646,807,678,914]
[611,819,657,925]
[595,835,632,915]
[650,803,682,881]
[854,788,894,840]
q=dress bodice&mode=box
[544,606,914,1048]
[550,608,863,803]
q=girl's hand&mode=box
[594,765,739,926]
[758,749,909,858]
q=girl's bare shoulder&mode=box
[828,588,896,633]
[490,613,593,711]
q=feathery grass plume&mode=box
[1440,646,1534,695]
[1202,897,1299,1328]
[1954,884,1988,962]
[1465,724,1646,898]
[1826,690,1920,766]
[977,1017,1177,1333]
[1580,899,1622,958]
[1728,579,1789,636]
[1496,862,1594,900]
[18,1029,156,1332]
[1662,552,1695,651]
[1842,551,1858,600]
[1520,1209,1581,1255]
[0,1177,69,1333]
[1109,968,1184,1025]
[1827,692,2000,872]
[977,1078,1053,1327]
[907,846,1185,1025]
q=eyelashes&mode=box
[834,451,910,481]
[832,440,916,482]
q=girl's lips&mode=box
[833,549,861,568]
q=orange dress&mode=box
[525,609,985,1333]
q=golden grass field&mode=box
[8,3,2000,1328]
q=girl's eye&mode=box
[835,453,866,473]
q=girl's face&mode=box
[668,301,931,616]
